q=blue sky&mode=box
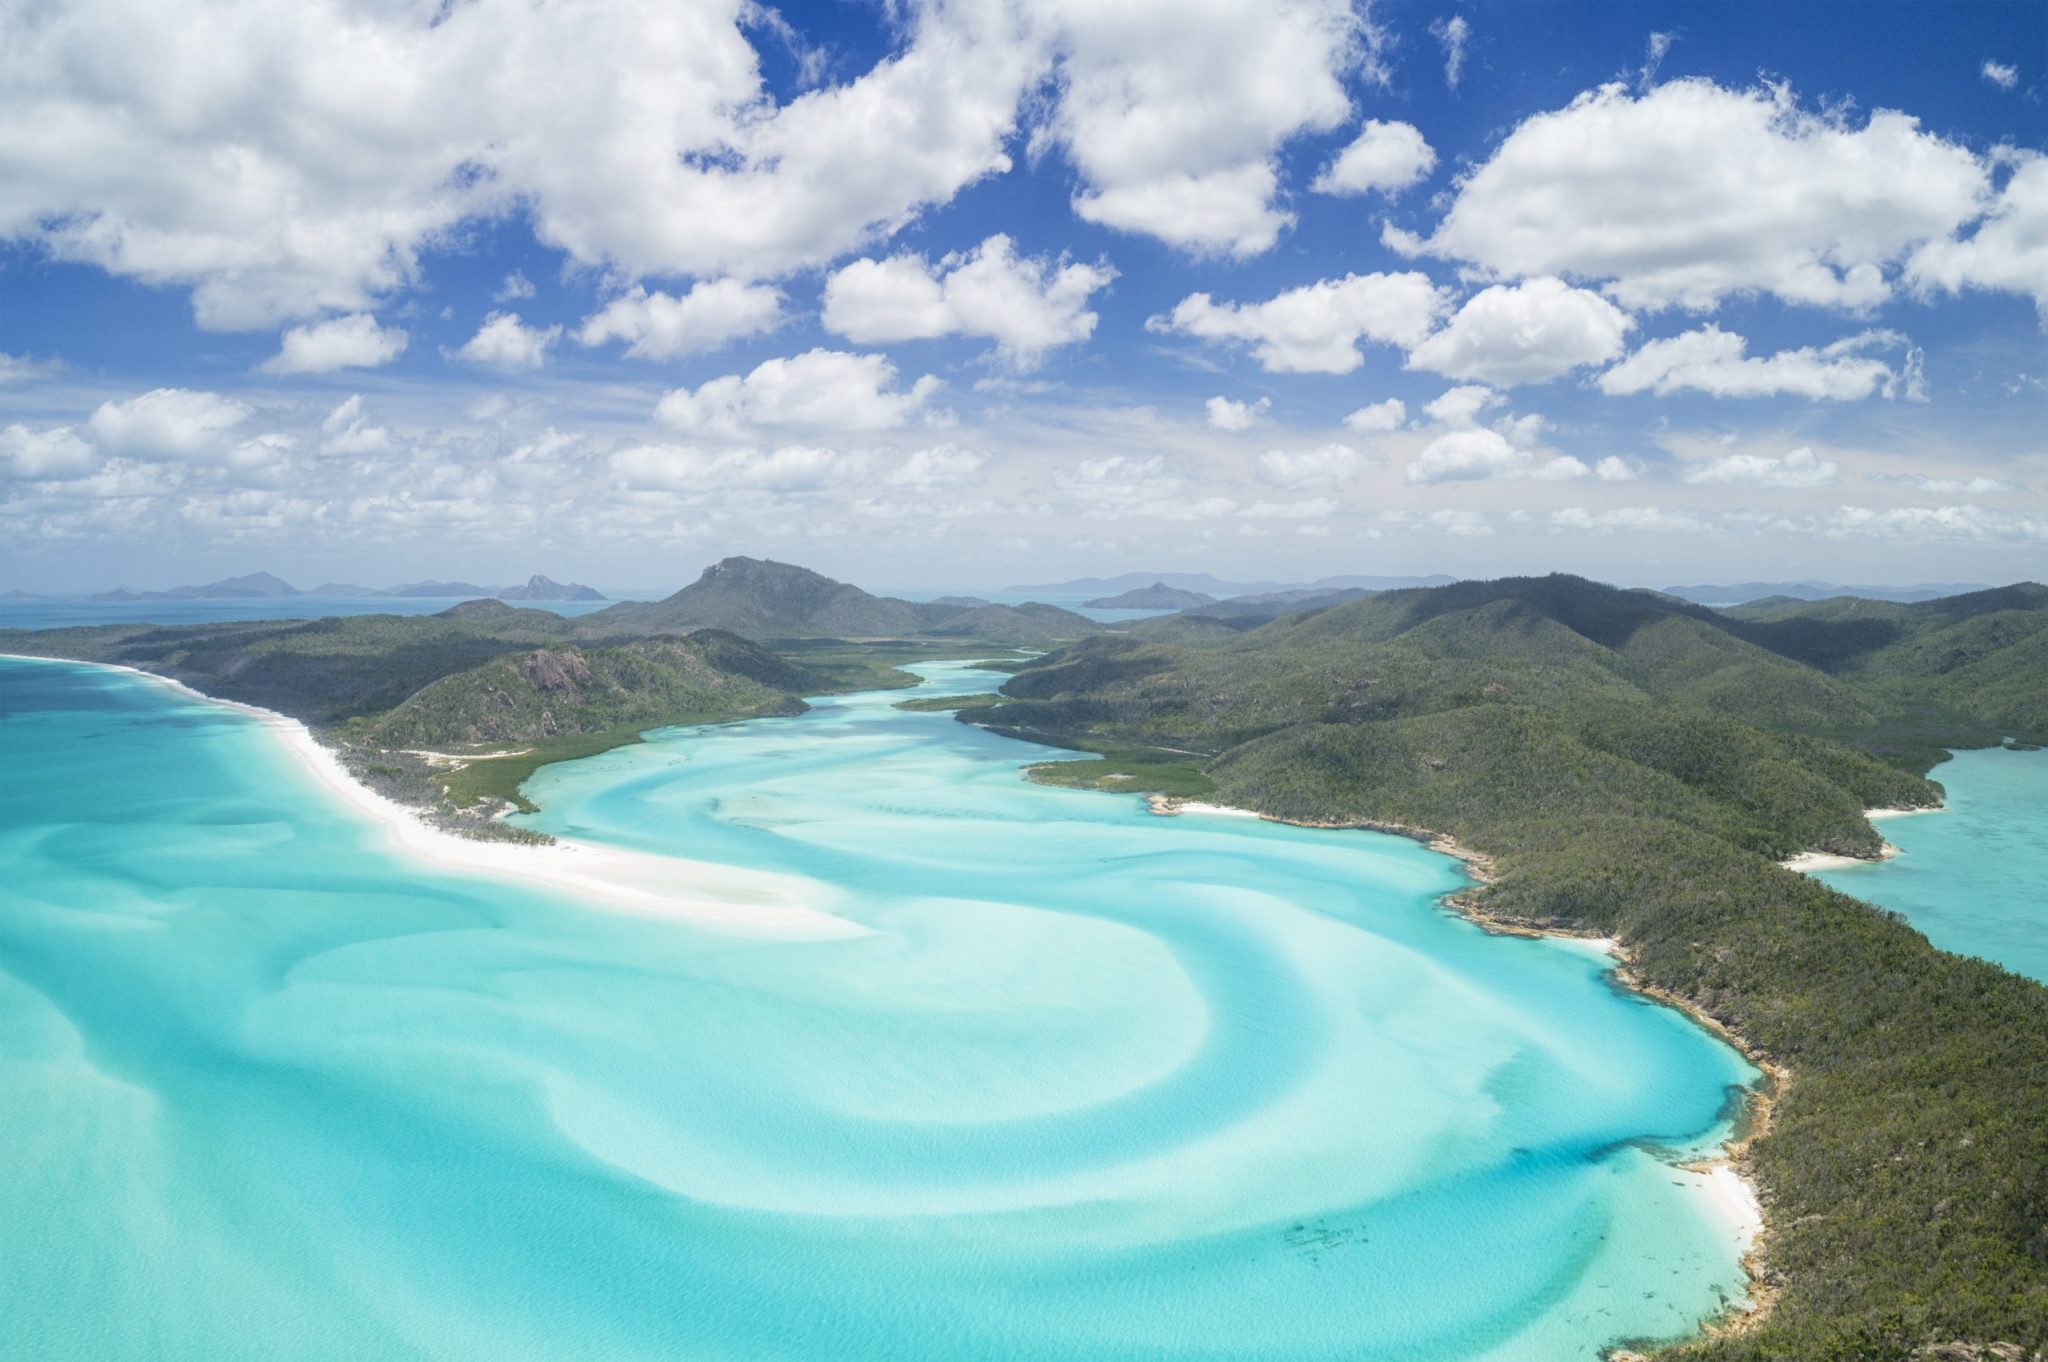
[1,0,2042,593]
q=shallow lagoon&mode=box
[3,656,1757,1360]
[1816,746,2048,984]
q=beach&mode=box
[6,655,860,940]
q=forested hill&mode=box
[972,573,2048,1360]
[580,556,1098,644]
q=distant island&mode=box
[1660,580,1991,606]
[83,571,606,603]
[1084,582,1216,609]
[1010,571,1458,597]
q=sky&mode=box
[1,0,2044,594]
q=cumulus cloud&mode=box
[822,235,1114,367]
[1256,443,1365,487]
[1868,472,2016,495]
[1404,386,1587,483]
[654,349,941,438]
[1311,120,1435,197]
[1599,325,1915,400]
[1594,456,1640,481]
[86,388,252,462]
[1406,428,1587,484]
[1908,155,2048,318]
[575,280,784,360]
[1681,445,1839,487]
[1343,398,1406,432]
[1421,384,1501,428]
[612,442,865,495]
[1205,395,1270,430]
[319,395,391,456]
[494,271,536,302]
[1406,277,1634,385]
[885,445,988,487]
[258,313,408,375]
[0,0,1057,327]
[1152,272,1447,373]
[0,423,98,479]
[1044,0,1374,257]
[1552,505,1704,534]
[1392,79,1993,311]
[1430,16,1470,90]
[453,312,560,370]
[1981,60,2018,90]
[1054,453,1236,520]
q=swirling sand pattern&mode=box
[1,656,1755,1360]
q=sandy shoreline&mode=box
[6,654,859,940]
[1779,803,1945,873]
[1149,790,1773,1322]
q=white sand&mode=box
[1781,801,1945,872]
[1700,1163,1764,1246]
[12,655,861,940]
[1165,800,1265,819]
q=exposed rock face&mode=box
[523,649,591,702]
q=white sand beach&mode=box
[14,656,861,940]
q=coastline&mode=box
[1148,791,1778,1339]
[1778,802,1946,873]
[5,654,860,940]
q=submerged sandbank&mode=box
[1148,790,1771,1319]
[8,655,859,940]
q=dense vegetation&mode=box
[973,574,2048,1359]
[584,556,1100,643]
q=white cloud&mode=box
[494,271,536,302]
[1343,398,1406,432]
[1421,384,1501,428]
[1205,395,1270,431]
[1868,473,2016,495]
[1406,428,1588,484]
[1593,456,1639,481]
[1552,505,1704,534]
[1981,60,2018,90]
[1682,445,1839,487]
[1311,120,1435,197]
[612,443,865,496]
[1043,0,1374,257]
[453,312,560,370]
[0,0,1053,326]
[1429,508,1494,538]
[0,353,63,386]
[258,313,408,375]
[1599,325,1913,400]
[1829,504,2045,544]
[1908,155,2048,319]
[319,395,391,456]
[1406,277,1634,385]
[1053,453,1236,520]
[1638,32,1674,91]
[576,280,784,360]
[1257,443,1365,487]
[655,349,941,438]
[1153,272,1447,373]
[1430,16,1470,90]
[0,423,98,479]
[822,235,1114,367]
[885,445,988,487]
[1395,79,1993,311]
[86,388,251,462]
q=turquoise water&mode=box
[2,655,1758,1360]
[1816,747,2048,983]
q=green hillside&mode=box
[972,573,2048,1359]
[581,556,1101,644]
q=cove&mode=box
[1815,746,2048,984]
[2,655,1756,1360]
